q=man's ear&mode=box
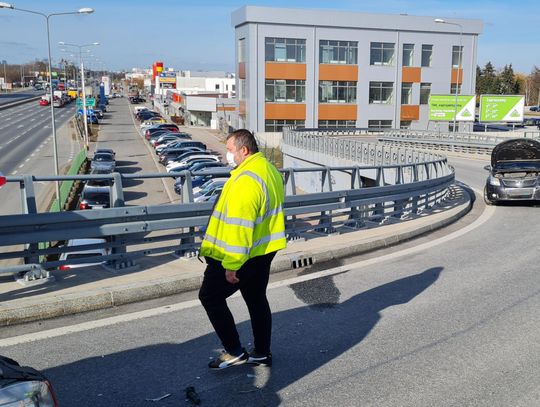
[241,145,249,156]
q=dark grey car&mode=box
[90,152,115,172]
[484,138,540,204]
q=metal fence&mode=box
[0,132,455,280]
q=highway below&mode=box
[0,98,78,214]
[0,89,43,106]
[0,145,538,405]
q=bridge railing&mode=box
[0,135,454,279]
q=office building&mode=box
[232,6,483,132]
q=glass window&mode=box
[318,120,356,128]
[319,40,358,64]
[452,46,463,68]
[370,42,395,65]
[265,119,305,132]
[238,38,246,63]
[402,44,414,67]
[265,80,305,102]
[421,44,433,67]
[450,83,462,94]
[420,83,431,105]
[265,38,306,63]
[368,120,393,129]
[239,79,246,100]
[369,82,394,104]
[215,84,219,91]
[401,83,413,105]
[400,121,412,129]
[319,81,357,103]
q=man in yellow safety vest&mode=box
[199,129,286,370]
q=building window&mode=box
[368,120,393,129]
[215,84,219,91]
[421,44,433,67]
[452,45,463,68]
[319,81,357,103]
[400,121,412,129]
[318,120,356,128]
[265,119,305,132]
[238,38,246,63]
[450,83,462,94]
[420,82,431,105]
[319,40,358,64]
[370,42,395,66]
[265,80,306,103]
[265,38,306,63]
[232,84,236,91]
[369,82,394,104]
[402,44,414,67]
[239,79,246,100]
[401,83,413,105]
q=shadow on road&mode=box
[42,267,442,406]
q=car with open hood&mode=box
[484,138,540,204]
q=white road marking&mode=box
[0,189,493,347]
[18,164,24,169]
[11,171,17,175]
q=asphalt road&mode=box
[0,99,78,214]
[0,89,43,105]
[0,149,539,406]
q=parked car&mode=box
[174,171,230,195]
[90,152,115,172]
[529,106,539,112]
[137,111,159,121]
[86,169,114,187]
[95,148,115,157]
[79,185,111,209]
[86,114,99,124]
[152,133,192,148]
[168,158,222,175]
[194,184,224,203]
[159,143,208,164]
[133,106,149,115]
[140,118,166,128]
[165,149,215,167]
[166,155,221,172]
[484,138,540,205]
[155,136,196,153]
[57,238,110,270]
[145,128,178,140]
[94,108,104,119]
[193,179,227,196]
[0,355,59,406]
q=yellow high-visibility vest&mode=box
[200,152,286,270]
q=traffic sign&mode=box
[76,97,96,107]
[479,95,524,122]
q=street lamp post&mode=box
[435,18,463,133]
[59,43,99,151]
[0,2,94,211]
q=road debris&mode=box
[185,386,201,405]
[145,393,171,402]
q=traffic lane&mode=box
[1,202,539,405]
[446,155,489,191]
[0,89,44,105]
[0,101,51,148]
[0,105,75,175]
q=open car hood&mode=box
[491,138,540,168]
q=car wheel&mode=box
[483,188,495,206]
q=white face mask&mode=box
[226,151,237,167]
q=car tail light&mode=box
[79,202,88,210]
[0,172,6,187]
[0,380,59,406]
[58,265,71,271]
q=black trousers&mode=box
[198,252,276,355]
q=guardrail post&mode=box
[347,166,365,228]
[316,167,336,234]
[21,175,40,264]
[176,172,198,258]
[105,173,137,271]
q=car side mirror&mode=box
[483,165,491,171]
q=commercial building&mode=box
[232,6,483,132]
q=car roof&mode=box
[65,238,106,247]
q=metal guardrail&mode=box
[0,134,454,281]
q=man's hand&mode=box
[225,269,239,284]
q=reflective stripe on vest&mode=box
[252,231,286,250]
[211,209,255,229]
[203,234,250,255]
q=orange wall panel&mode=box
[318,104,357,120]
[265,63,306,80]
[402,67,421,83]
[217,106,236,111]
[319,64,358,81]
[401,105,420,120]
[239,101,246,115]
[451,68,463,84]
[238,62,246,79]
[265,103,306,120]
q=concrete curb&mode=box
[0,187,472,326]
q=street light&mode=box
[0,2,94,211]
[59,42,99,151]
[435,18,463,133]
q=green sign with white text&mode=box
[76,98,96,107]
[479,95,524,122]
[429,95,476,121]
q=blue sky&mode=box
[0,0,538,74]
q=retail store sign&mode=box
[429,95,475,121]
[479,95,524,122]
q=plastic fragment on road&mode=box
[185,386,201,405]
[145,393,171,402]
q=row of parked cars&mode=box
[135,106,230,202]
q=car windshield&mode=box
[495,161,540,171]
[83,192,109,202]
[94,153,113,161]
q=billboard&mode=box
[429,95,475,121]
[159,72,176,84]
[479,95,524,122]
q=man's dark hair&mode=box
[227,129,259,154]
